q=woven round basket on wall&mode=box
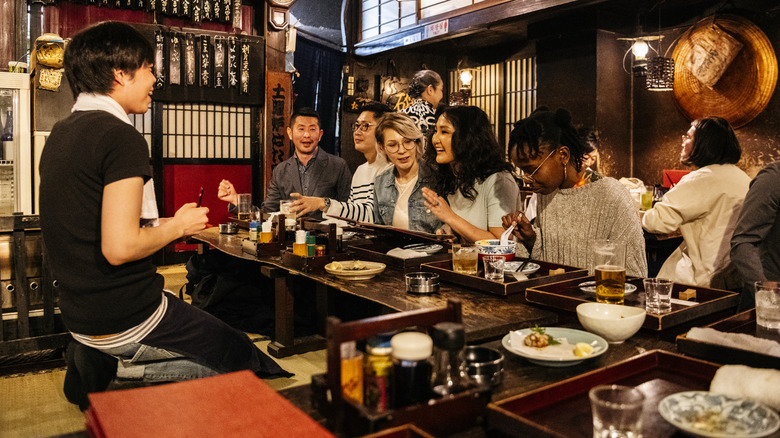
[672,14,778,128]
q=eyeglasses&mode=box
[518,148,558,186]
[681,133,691,141]
[384,138,417,153]
[352,122,375,132]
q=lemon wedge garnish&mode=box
[573,342,594,357]
[330,261,343,271]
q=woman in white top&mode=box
[643,117,750,288]
[372,113,441,233]
[422,106,518,242]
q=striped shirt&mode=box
[327,156,393,223]
[71,293,167,349]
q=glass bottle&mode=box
[364,333,394,413]
[391,331,433,409]
[431,322,467,397]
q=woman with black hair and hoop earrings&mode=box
[643,116,750,289]
[502,108,647,277]
[401,69,444,137]
[421,105,519,243]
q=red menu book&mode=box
[85,370,334,438]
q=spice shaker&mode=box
[391,331,433,409]
[430,322,467,396]
[364,333,394,413]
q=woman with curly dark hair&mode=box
[421,105,519,242]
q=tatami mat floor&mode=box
[0,264,327,438]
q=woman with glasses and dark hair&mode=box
[401,69,444,137]
[643,116,750,288]
[372,113,442,233]
[421,106,519,242]
[502,108,647,277]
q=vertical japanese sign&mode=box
[265,71,291,192]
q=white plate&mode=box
[503,261,541,275]
[578,281,637,295]
[659,391,780,438]
[324,261,386,281]
[402,243,444,255]
[501,327,608,367]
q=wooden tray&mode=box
[525,276,739,331]
[676,309,780,369]
[487,350,721,438]
[349,240,451,273]
[419,260,587,297]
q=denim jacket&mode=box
[372,161,442,234]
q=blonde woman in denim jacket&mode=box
[372,113,442,234]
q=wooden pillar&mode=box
[262,2,292,197]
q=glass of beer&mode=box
[452,243,478,275]
[593,240,627,304]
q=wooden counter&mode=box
[192,227,558,353]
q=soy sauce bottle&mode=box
[390,331,433,409]
[430,322,467,397]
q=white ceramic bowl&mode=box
[475,239,516,261]
[576,303,646,344]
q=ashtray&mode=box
[464,346,504,387]
[405,272,440,294]
[218,222,238,234]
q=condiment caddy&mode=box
[280,219,351,273]
[311,299,492,437]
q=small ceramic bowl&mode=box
[218,222,238,234]
[464,346,504,387]
[405,272,440,294]
[475,239,516,261]
[576,302,646,344]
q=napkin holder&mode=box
[312,299,491,437]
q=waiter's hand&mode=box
[173,202,209,237]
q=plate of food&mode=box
[402,243,444,255]
[658,391,780,438]
[325,260,386,281]
[501,327,608,367]
[578,280,637,296]
[503,261,541,275]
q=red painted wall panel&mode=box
[163,164,253,227]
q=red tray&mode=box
[525,276,739,330]
[419,260,587,297]
[676,309,780,369]
[488,350,721,438]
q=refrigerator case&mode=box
[0,72,32,215]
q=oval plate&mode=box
[503,261,541,275]
[501,328,608,367]
[578,280,637,296]
[324,261,386,281]
[402,243,444,255]
[659,391,780,438]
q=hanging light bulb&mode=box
[460,70,473,87]
[631,40,649,60]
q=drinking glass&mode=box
[593,240,627,304]
[589,385,645,438]
[756,281,780,329]
[237,193,252,220]
[640,187,653,211]
[643,278,673,314]
[452,244,478,275]
[279,199,295,220]
[483,255,505,282]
